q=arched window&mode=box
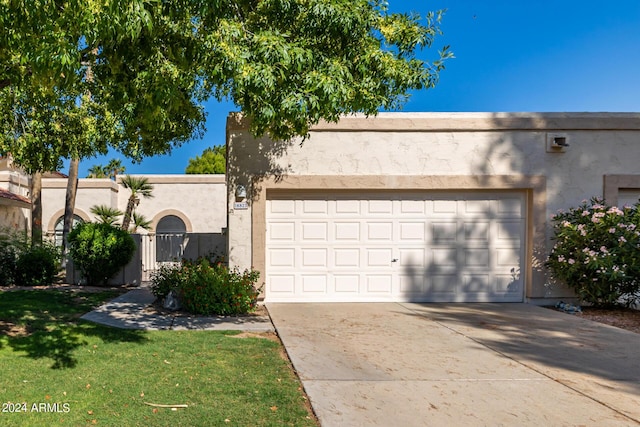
[54,215,83,246]
[156,215,187,262]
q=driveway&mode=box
[267,303,640,426]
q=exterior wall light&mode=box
[235,185,247,200]
[546,133,570,153]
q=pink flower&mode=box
[568,259,575,264]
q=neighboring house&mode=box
[41,174,227,281]
[0,159,227,283]
[0,156,31,233]
[226,112,640,304]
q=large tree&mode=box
[0,0,451,235]
[186,145,226,174]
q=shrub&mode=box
[15,242,61,287]
[547,197,640,307]
[0,229,40,286]
[68,222,136,286]
[150,258,261,315]
[0,243,17,286]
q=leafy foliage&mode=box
[120,175,154,231]
[150,258,261,315]
[547,198,640,307]
[68,222,136,286]
[90,205,123,226]
[14,242,61,287]
[185,145,226,174]
[0,228,59,287]
[1,1,451,173]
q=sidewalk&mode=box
[81,288,274,332]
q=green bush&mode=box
[547,197,640,307]
[0,243,17,286]
[150,258,261,315]
[15,243,61,287]
[68,222,136,286]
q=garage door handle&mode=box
[391,258,398,263]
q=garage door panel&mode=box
[268,248,295,267]
[367,249,393,267]
[464,249,490,267]
[366,275,393,293]
[335,199,360,214]
[498,198,523,215]
[301,249,327,267]
[269,275,296,294]
[266,193,525,302]
[464,222,489,241]
[400,222,425,240]
[367,200,393,214]
[302,275,327,293]
[401,199,425,214]
[433,200,457,213]
[334,248,360,267]
[334,275,361,293]
[303,199,328,214]
[431,222,458,243]
[335,222,360,240]
[302,222,328,240]
[367,222,393,240]
[399,248,425,268]
[431,248,458,267]
[463,275,491,293]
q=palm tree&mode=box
[104,158,125,181]
[130,212,152,233]
[120,175,153,231]
[87,164,107,178]
[90,205,123,226]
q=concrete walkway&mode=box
[268,302,640,427]
[81,288,274,332]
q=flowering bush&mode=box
[150,258,261,315]
[547,197,640,307]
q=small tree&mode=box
[185,145,226,174]
[90,205,123,227]
[68,222,136,286]
[120,175,154,232]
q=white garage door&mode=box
[266,192,525,302]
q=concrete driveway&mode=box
[267,303,640,426]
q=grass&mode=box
[0,290,317,427]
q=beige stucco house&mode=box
[0,159,227,282]
[226,112,640,304]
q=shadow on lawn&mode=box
[0,290,147,369]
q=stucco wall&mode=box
[226,112,640,302]
[116,175,227,234]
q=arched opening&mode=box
[156,215,187,262]
[54,215,84,246]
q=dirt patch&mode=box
[575,307,640,334]
[144,299,269,319]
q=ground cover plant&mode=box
[0,290,316,426]
[547,197,640,307]
[150,258,261,315]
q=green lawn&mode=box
[0,290,317,427]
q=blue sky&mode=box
[79,0,640,176]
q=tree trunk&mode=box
[62,157,79,266]
[121,195,139,231]
[30,171,43,244]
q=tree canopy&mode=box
[0,1,451,172]
[186,145,226,174]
